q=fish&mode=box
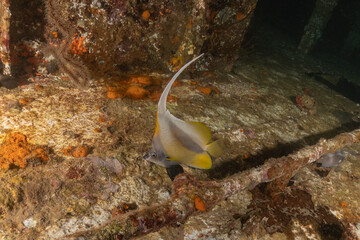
[316,150,345,168]
[143,54,222,180]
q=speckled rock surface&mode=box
[0,18,360,240]
[1,0,257,86]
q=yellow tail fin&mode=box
[206,140,223,158]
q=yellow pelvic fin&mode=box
[206,140,223,158]
[186,152,212,169]
[187,121,212,145]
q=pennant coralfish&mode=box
[143,54,222,180]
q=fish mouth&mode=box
[143,152,150,160]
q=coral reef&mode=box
[1,3,360,238]
[0,52,359,239]
[68,129,360,239]
[4,0,258,88]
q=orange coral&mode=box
[194,196,206,211]
[142,10,150,20]
[196,86,220,95]
[236,13,245,21]
[61,146,73,156]
[0,132,48,169]
[125,86,150,99]
[72,146,90,158]
[196,86,212,95]
[107,75,167,101]
[129,76,152,86]
[172,80,182,87]
[98,116,106,123]
[19,98,33,105]
[107,91,124,99]
[35,148,49,162]
[0,133,30,169]
[61,146,91,157]
[167,96,178,102]
[107,87,124,99]
[70,36,87,55]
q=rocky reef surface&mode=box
[0,18,360,240]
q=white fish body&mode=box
[144,54,221,169]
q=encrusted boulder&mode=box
[1,0,258,88]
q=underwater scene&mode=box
[0,0,360,239]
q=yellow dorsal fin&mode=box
[187,121,212,145]
[185,152,212,169]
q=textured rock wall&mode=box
[298,0,339,54]
[1,0,258,87]
[0,0,11,75]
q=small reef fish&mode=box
[143,54,222,180]
[317,150,345,168]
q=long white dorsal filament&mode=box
[158,54,204,114]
